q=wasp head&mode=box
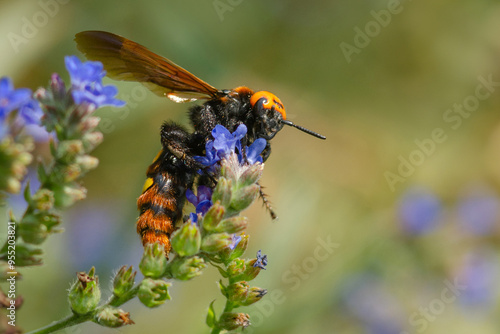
[250,91,286,140]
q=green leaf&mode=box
[23,180,32,204]
[206,300,217,328]
[218,280,227,297]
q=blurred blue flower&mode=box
[457,249,500,310]
[0,77,44,140]
[253,250,268,269]
[398,187,442,235]
[341,274,406,334]
[65,56,125,108]
[186,185,213,217]
[189,212,199,224]
[0,77,32,120]
[66,201,126,270]
[17,98,43,126]
[456,188,499,235]
[228,234,242,250]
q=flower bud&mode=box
[237,260,261,282]
[50,73,67,100]
[238,162,263,187]
[226,281,249,304]
[56,140,84,160]
[32,189,55,211]
[54,184,86,207]
[201,233,231,253]
[68,267,101,314]
[220,233,249,263]
[79,116,101,133]
[76,155,99,172]
[170,223,201,257]
[170,256,206,280]
[232,251,268,282]
[113,266,136,297]
[214,216,248,234]
[218,312,250,331]
[139,243,167,278]
[241,287,267,306]
[69,103,95,124]
[229,184,259,213]
[6,178,21,194]
[34,87,50,101]
[226,258,246,278]
[137,278,171,308]
[212,177,232,208]
[220,158,237,183]
[201,202,225,232]
[82,132,103,151]
[19,214,48,245]
[62,164,82,182]
[39,212,62,233]
[94,306,134,327]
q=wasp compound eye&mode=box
[250,91,286,120]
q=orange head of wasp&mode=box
[250,91,326,140]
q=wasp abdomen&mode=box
[136,160,188,255]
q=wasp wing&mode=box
[74,30,221,102]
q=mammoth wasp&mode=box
[75,31,325,255]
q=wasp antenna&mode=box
[281,120,326,140]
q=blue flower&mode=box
[0,77,46,140]
[189,212,199,224]
[194,140,220,167]
[18,98,43,126]
[195,124,266,168]
[0,77,32,120]
[239,138,266,165]
[457,188,499,235]
[228,234,242,250]
[186,185,213,217]
[341,274,406,334]
[64,56,125,108]
[212,124,247,159]
[253,250,268,269]
[397,187,442,235]
[457,249,500,310]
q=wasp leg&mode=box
[160,122,204,169]
[258,184,277,220]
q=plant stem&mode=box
[25,314,89,334]
[26,284,141,334]
[210,298,234,334]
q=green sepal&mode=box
[206,300,217,328]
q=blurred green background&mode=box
[2,0,500,333]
